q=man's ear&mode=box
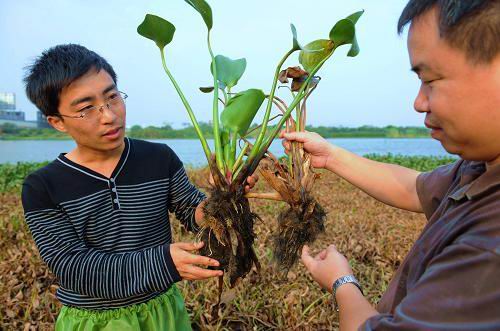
[47,116,68,133]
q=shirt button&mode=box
[112,188,116,192]
[113,199,118,203]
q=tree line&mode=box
[0,122,430,140]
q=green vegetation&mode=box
[1,122,431,140]
[0,155,455,194]
[0,162,48,192]
[0,123,67,140]
[365,154,456,172]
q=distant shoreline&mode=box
[0,124,431,140]
[0,135,432,141]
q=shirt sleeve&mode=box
[167,149,207,233]
[22,173,182,300]
[360,243,500,330]
[416,160,463,219]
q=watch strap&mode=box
[332,275,363,312]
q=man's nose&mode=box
[414,84,430,113]
[99,103,117,122]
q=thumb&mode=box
[173,241,204,251]
[301,245,315,270]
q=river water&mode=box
[0,138,452,166]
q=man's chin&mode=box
[438,138,462,157]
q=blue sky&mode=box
[0,0,423,128]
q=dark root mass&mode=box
[273,196,326,273]
[198,185,261,287]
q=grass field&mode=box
[0,156,455,330]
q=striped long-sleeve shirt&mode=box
[21,138,206,309]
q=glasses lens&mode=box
[82,106,98,119]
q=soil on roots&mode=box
[259,151,326,274]
[273,195,326,273]
[198,185,261,287]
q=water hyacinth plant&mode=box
[137,0,363,288]
[257,10,364,274]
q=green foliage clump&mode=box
[365,154,456,172]
[0,162,49,193]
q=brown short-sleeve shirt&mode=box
[361,160,500,330]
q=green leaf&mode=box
[137,14,176,50]
[346,10,364,57]
[346,10,364,25]
[329,10,364,57]
[298,39,334,73]
[184,0,213,30]
[221,89,266,136]
[290,23,301,51]
[329,19,355,47]
[211,55,247,89]
[347,35,360,57]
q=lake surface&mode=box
[0,138,452,166]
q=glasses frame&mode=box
[57,91,128,119]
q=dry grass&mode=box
[0,167,426,331]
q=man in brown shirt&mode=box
[282,0,500,330]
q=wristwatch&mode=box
[332,275,363,312]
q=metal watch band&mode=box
[332,275,363,312]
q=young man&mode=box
[282,1,500,330]
[21,44,256,330]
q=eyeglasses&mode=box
[59,91,128,120]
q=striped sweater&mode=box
[21,138,206,309]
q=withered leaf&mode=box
[278,66,309,91]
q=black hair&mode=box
[24,44,118,116]
[398,0,500,63]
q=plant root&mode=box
[259,146,326,274]
[272,197,325,273]
[198,167,261,287]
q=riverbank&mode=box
[0,156,454,329]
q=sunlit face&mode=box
[407,8,500,163]
[48,68,126,153]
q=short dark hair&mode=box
[24,44,118,116]
[398,0,500,63]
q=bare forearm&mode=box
[336,284,378,331]
[326,147,422,212]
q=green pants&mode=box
[55,285,192,331]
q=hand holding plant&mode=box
[170,242,223,281]
[281,131,338,169]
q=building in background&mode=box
[0,92,50,128]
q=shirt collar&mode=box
[450,161,500,201]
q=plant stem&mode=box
[242,114,283,139]
[243,51,335,176]
[207,32,225,173]
[248,48,296,161]
[245,192,284,201]
[295,101,301,132]
[232,142,249,174]
[229,132,237,169]
[221,88,228,104]
[160,49,212,162]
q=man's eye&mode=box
[79,105,94,112]
[108,93,119,100]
